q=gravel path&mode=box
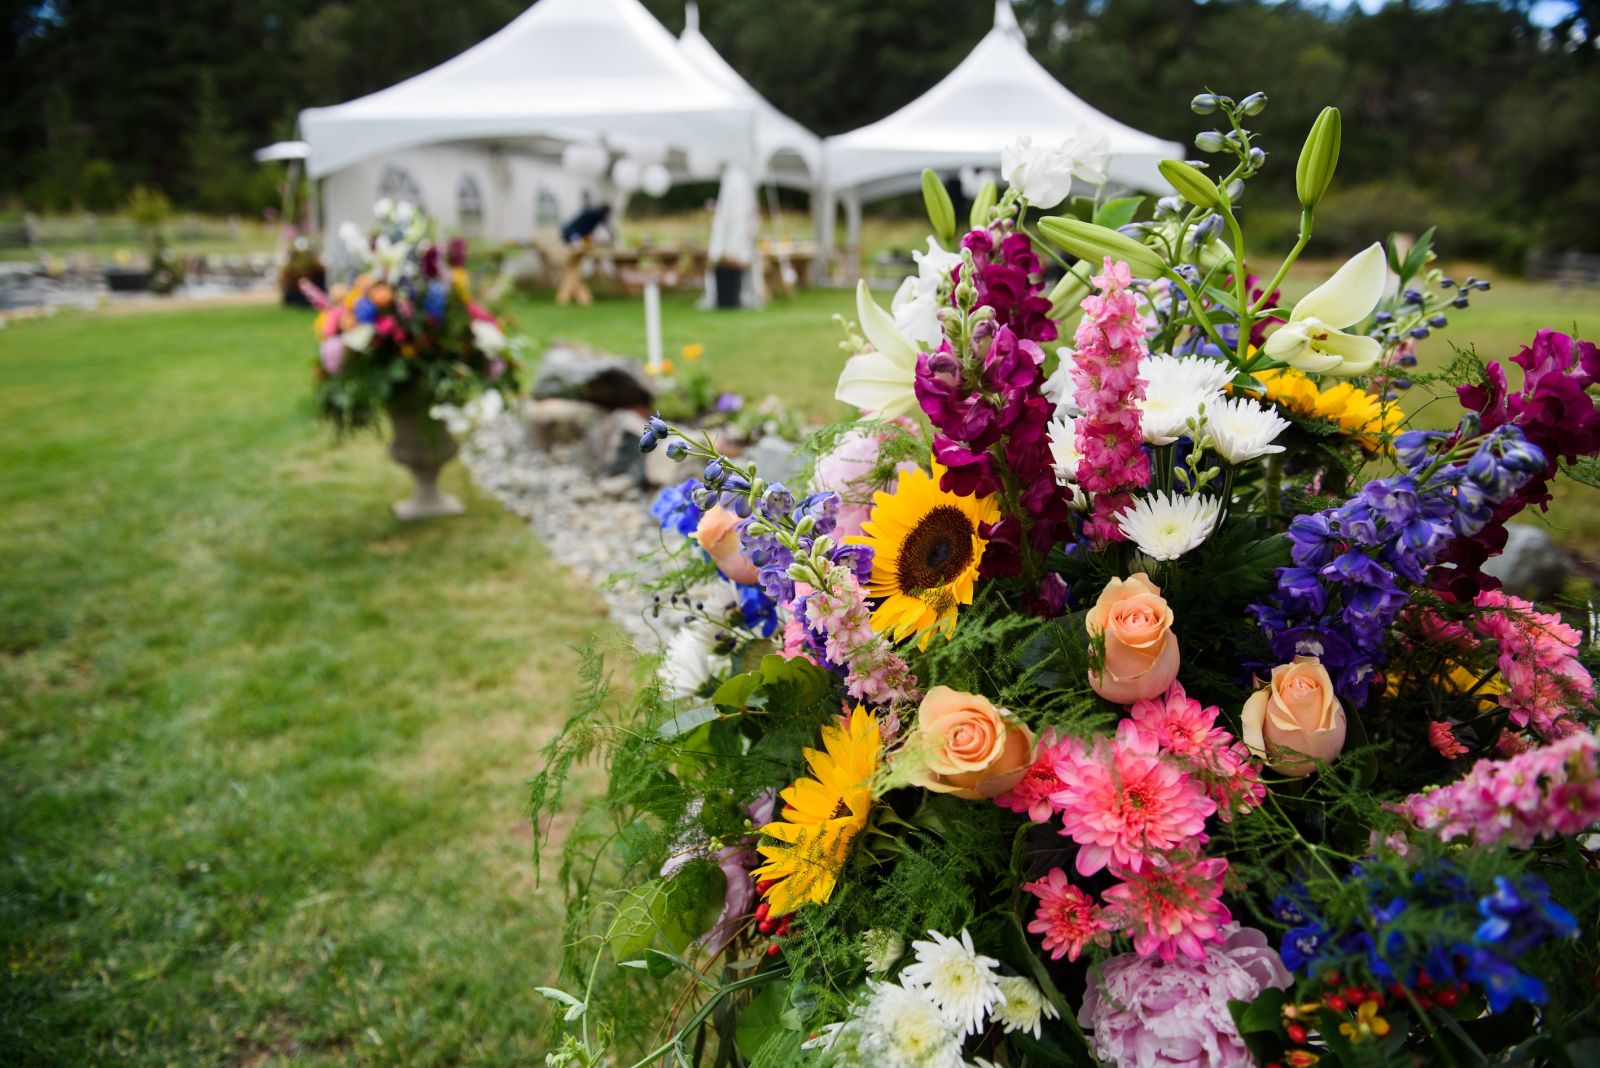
[459,413,670,648]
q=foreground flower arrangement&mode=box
[532,93,1600,1067]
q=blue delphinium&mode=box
[735,582,778,638]
[651,478,705,537]
[1249,419,1545,704]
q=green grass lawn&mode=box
[0,304,622,1064]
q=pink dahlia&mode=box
[1078,925,1291,1068]
[1102,852,1232,962]
[1023,867,1113,962]
[1051,737,1216,876]
[995,728,1077,823]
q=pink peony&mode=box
[1078,925,1292,1068]
[1023,867,1113,962]
[1051,736,1215,876]
[1102,852,1232,962]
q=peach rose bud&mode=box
[1240,655,1348,777]
[695,506,759,585]
[1085,573,1181,705]
[908,686,1036,800]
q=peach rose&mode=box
[695,506,759,585]
[1085,573,1180,705]
[1240,656,1347,777]
[908,686,1036,800]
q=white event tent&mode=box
[297,0,824,283]
[819,0,1182,268]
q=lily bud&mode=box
[1048,260,1096,318]
[1037,216,1168,279]
[1158,159,1220,209]
[969,179,997,230]
[1296,106,1342,210]
[920,168,956,249]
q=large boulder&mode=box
[532,342,654,410]
[1482,523,1570,601]
[585,408,648,484]
[747,435,806,487]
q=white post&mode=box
[644,278,663,375]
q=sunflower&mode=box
[752,706,881,916]
[846,462,999,649]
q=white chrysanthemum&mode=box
[898,929,1003,1034]
[658,623,728,700]
[855,982,966,1068]
[1048,414,1083,485]
[1208,396,1290,465]
[1117,492,1223,561]
[1042,351,1075,411]
[992,975,1060,1039]
[1138,354,1233,445]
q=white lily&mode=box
[835,280,922,419]
[891,237,962,348]
[1262,243,1387,376]
[340,322,375,353]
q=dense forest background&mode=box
[3,0,1598,258]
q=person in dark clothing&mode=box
[560,204,612,245]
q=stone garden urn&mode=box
[385,385,464,521]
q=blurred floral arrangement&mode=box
[531,92,1600,1068]
[302,198,521,431]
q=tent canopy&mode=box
[677,2,821,189]
[299,0,759,179]
[823,1,1181,200]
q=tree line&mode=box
[3,0,1597,258]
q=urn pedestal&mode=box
[386,389,463,521]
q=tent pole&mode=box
[813,183,835,286]
[844,189,863,286]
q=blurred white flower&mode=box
[659,623,729,700]
[338,221,369,261]
[340,322,374,352]
[1047,413,1084,486]
[855,981,967,1068]
[1117,491,1223,561]
[1002,134,1113,208]
[1208,396,1290,464]
[1262,242,1386,376]
[1139,354,1234,445]
[470,319,507,355]
[863,928,907,974]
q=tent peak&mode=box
[994,0,1022,42]
[685,0,699,34]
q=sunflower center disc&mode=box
[898,505,975,592]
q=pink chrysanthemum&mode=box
[1102,852,1232,962]
[995,729,1077,823]
[1428,720,1469,760]
[1121,683,1265,822]
[1024,867,1113,962]
[1051,736,1216,876]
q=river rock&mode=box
[1482,523,1570,601]
[531,342,654,410]
[747,435,805,487]
[524,397,601,452]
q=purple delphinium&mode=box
[1250,420,1545,705]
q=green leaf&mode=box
[658,704,719,740]
[534,986,587,1022]
[1233,986,1288,1034]
[1092,195,1145,230]
[735,980,801,1063]
[605,882,666,964]
[710,654,833,712]
[644,948,677,979]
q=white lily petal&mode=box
[1292,242,1387,329]
[855,279,918,368]
[1261,321,1311,360]
[1305,330,1382,376]
[835,350,919,419]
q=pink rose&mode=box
[694,506,759,585]
[1085,573,1180,704]
[907,686,1035,800]
[1239,656,1347,777]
